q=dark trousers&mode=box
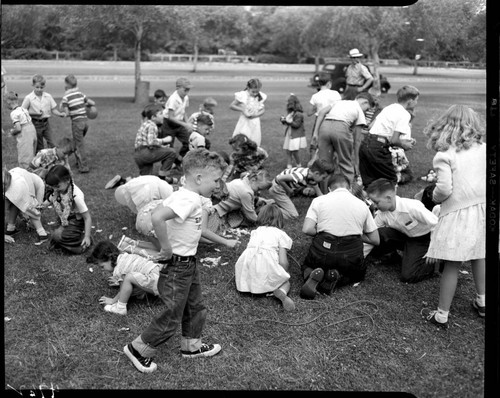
[32,118,55,153]
[368,227,435,283]
[359,133,397,189]
[141,258,207,348]
[133,146,177,176]
[71,118,89,170]
[302,232,365,287]
[160,119,190,159]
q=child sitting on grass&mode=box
[43,164,92,254]
[3,166,49,244]
[206,169,274,234]
[234,203,295,312]
[87,240,162,316]
[268,159,334,220]
[222,134,268,182]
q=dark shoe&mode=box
[123,343,157,373]
[34,233,50,246]
[317,269,340,295]
[181,343,221,358]
[5,228,20,236]
[79,167,90,174]
[472,300,485,318]
[300,268,324,299]
[421,308,449,329]
[105,175,123,189]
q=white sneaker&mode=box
[104,302,127,315]
[105,175,122,189]
[181,343,221,358]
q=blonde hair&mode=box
[424,104,484,152]
[4,91,18,102]
[182,148,227,175]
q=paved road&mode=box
[3,60,486,100]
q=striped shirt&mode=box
[275,167,309,188]
[135,120,169,149]
[61,87,87,120]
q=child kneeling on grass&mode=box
[123,149,226,373]
[234,203,295,312]
[87,240,161,316]
[43,164,92,254]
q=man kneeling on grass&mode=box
[364,178,438,283]
[300,174,379,299]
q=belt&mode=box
[318,233,361,241]
[31,116,48,122]
[172,254,195,263]
[347,84,361,87]
[368,134,390,144]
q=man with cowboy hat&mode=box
[344,48,374,100]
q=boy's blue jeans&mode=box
[131,257,207,358]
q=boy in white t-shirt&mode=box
[161,77,194,166]
[307,74,341,162]
[359,85,419,188]
[123,149,226,373]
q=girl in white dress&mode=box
[420,105,486,328]
[230,78,267,147]
[234,203,295,311]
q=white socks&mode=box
[117,301,127,309]
[6,223,16,232]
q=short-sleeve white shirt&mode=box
[326,100,366,126]
[189,131,206,150]
[161,187,203,256]
[164,90,189,121]
[305,188,377,236]
[369,103,412,139]
[309,89,342,116]
[10,106,32,126]
[72,185,89,214]
[22,91,58,118]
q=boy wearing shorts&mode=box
[123,148,226,373]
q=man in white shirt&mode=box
[365,178,437,283]
[300,174,379,299]
[359,85,419,188]
[344,48,373,100]
[312,92,374,187]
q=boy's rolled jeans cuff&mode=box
[181,336,202,352]
[131,335,158,358]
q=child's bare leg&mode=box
[273,281,295,311]
[470,258,485,295]
[284,150,293,167]
[118,274,139,304]
[437,261,460,312]
[292,150,301,167]
[5,200,19,230]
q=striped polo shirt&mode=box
[61,87,87,120]
[275,166,309,188]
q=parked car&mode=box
[309,61,391,94]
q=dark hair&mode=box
[141,103,163,119]
[310,159,334,175]
[316,72,331,87]
[256,203,284,229]
[245,78,263,101]
[355,91,375,108]
[64,74,78,88]
[217,151,230,165]
[154,89,167,99]
[196,114,213,126]
[366,178,396,196]
[86,240,120,265]
[229,134,258,153]
[286,94,303,113]
[45,164,72,186]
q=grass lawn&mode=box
[2,70,487,396]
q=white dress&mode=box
[232,90,267,147]
[235,226,292,294]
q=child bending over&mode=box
[88,240,162,316]
[28,137,75,180]
[235,203,295,311]
[3,167,49,243]
[222,134,268,182]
